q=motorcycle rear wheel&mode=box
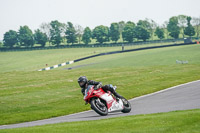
[121,98,131,113]
[91,99,108,116]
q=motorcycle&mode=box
[84,85,131,116]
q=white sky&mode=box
[0,0,200,40]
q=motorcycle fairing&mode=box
[84,85,124,112]
[100,93,124,112]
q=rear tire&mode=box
[91,99,108,116]
[121,98,131,113]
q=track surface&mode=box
[1,80,200,129]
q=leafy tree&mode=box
[34,29,48,47]
[65,22,77,44]
[75,24,83,44]
[167,16,180,39]
[162,21,169,39]
[134,25,150,41]
[192,17,200,38]
[50,20,65,46]
[155,27,165,39]
[92,25,109,44]
[137,20,151,30]
[110,23,120,43]
[136,20,152,41]
[18,25,34,47]
[177,15,187,38]
[3,30,18,48]
[184,16,195,37]
[40,22,51,45]
[138,19,157,40]
[118,21,125,41]
[0,41,3,47]
[122,21,135,43]
[148,19,157,40]
[82,27,92,44]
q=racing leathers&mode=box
[81,80,122,98]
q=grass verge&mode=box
[1,109,200,133]
[0,44,200,125]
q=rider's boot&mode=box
[113,91,124,99]
[109,85,124,99]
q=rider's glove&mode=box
[94,82,102,90]
[97,82,102,88]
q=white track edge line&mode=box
[129,80,200,102]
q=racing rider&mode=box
[77,76,123,99]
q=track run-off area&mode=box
[1,80,200,129]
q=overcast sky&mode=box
[0,0,200,40]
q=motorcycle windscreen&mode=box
[84,85,94,99]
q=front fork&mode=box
[90,98,105,109]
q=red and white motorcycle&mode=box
[84,85,131,116]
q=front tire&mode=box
[121,98,131,113]
[91,99,108,116]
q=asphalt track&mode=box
[0,80,200,129]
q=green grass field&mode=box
[0,41,183,72]
[0,47,121,72]
[1,109,200,133]
[0,43,200,129]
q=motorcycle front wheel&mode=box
[91,98,108,116]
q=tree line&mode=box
[3,15,200,48]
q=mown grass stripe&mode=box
[38,43,195,71]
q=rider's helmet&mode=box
[78,76,88,88]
